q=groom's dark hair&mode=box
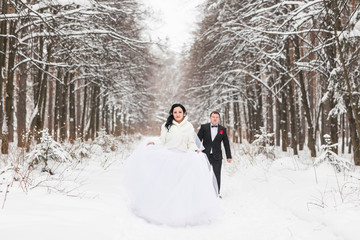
[210,111,220,118]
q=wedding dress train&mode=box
[123,141,221,226]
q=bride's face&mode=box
[173,107,184,123]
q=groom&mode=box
[198,111,232,196]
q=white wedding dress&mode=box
[123,117,221,226]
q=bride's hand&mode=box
[195,149,200,153]
[147,142,155,146]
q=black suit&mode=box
[198,123,232,193]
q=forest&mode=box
[1,0,360,166]
[0,0,154,155]
[182,0,360,165]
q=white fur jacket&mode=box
[155,116,199,152]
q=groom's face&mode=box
[210,113,220,125]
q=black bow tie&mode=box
[211,125,218,128]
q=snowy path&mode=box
[1,143,360,240]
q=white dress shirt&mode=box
[211,125,218,141]
[210,125,218,153]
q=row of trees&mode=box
[0,0,154,154]
[183,0,360,164]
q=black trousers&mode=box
[208,154,222,193]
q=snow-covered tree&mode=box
[0,0,155,153]
[185,0,360,164]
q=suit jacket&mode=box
[198,123,232,161]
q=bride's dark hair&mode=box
[165,104,187,131]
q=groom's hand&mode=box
[227,158,232,163]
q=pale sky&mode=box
[138,0,206,53]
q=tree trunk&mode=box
[0,0,8,153]
[255,79,263,131]
[103,95,110,134]
[224,101,231,130]
[115,109,121,136]
[346,98,360,165]
[76,80,82,136]
[341,114,345,154]
[323,5,339,152]
[294,35,316,157]
[295,89,303,151]
[69,72,76,143]
[321,101,327,145]
[5,19,17,143]
[289,81,298,155]
[59,72,69,142]
[329,103,338,154]
[267,76,274,145]
[54,70,62,141]
[247,98,254,143]
[233,95,241,143]
[275,97,281,146]
[2,18,18,154]
[0,0,8,136]
[242,102,248,141]
[280,85,288,152]
[47,79,54,135]
[80,84,87,140]
[280,48,289,152]
[299,103,305,151]
[17,56,27,147]
[95,85,100,137]
[111,106,115,135]
[40,44,52,130]
[87,85,97,140]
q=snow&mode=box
[45,0,93,7]
[1,137,360,240]
[349,20,360,38]
[31,0,94,12]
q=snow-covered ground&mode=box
[1,137,360,240]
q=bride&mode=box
[123,104,221,226]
